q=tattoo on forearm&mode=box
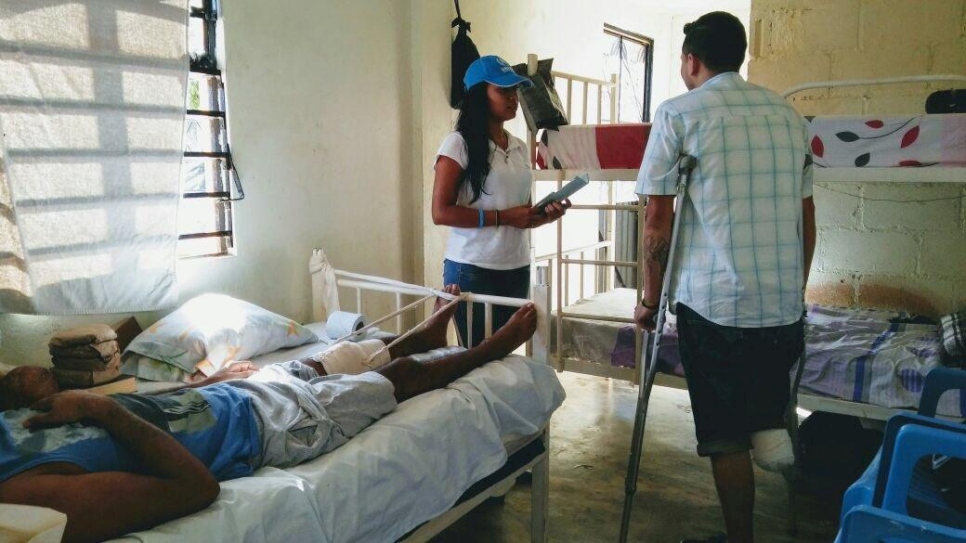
[643,236,670,270]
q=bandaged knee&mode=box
[751,429,794,472]
[313,339,390,375]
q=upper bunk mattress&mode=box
[537,114,966,170]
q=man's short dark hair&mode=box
[682,11,747,73]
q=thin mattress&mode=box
[537,114,966,170]
[110,323,566,543]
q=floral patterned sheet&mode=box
[807,113,966,168]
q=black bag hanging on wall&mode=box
[450,0,480,109]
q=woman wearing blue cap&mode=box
[432,55,570,347]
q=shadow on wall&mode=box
[807,278,938,317]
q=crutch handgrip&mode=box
[679,154,697,173]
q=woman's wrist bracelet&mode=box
[641,298,659,310]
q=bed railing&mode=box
[782,74,966,99]
[527,53,617,126]
[523,53,646,381]
[309,249,551,364]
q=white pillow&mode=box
[123,293,319,378]
[120,352,191,383]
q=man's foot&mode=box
[479,303,537,359]
[416,284,461,350]
[680,534,727,543]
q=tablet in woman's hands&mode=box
[535,173,589,210]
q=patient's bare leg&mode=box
[383,284,461,359]
[377,303,537,402]
[299,285,460,376]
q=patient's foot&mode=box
[479,304,537,360]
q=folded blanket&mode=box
[51,348,121,372]
[49,340,119,362]
[52,356,121,388]
[49,324,117,348]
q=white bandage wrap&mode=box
[751,429,795,472]
[313,339,391,376]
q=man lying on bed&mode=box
[0,286,537,543]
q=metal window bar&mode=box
[604,24,655,123]
[180,0,243,257]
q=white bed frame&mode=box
[309,249,553,542]
[524,54,648,386]
[526,60,966,422]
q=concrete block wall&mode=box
[749,0,966,316]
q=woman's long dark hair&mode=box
[455,83,491,204]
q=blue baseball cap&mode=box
[463,55,533,90]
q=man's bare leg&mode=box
[377,303,537,402]
[712,450,755,543]
[299,285,461,375]
[382,284,461,359]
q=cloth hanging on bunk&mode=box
[449,0,480,108]
[511,57,570,132]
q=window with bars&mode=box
[604,24,654,123]
[182,0,243,259]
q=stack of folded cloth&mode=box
[48,324,121,388]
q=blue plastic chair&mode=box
[835,367,966,541]
[837,505,966,543]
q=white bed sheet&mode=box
[110,327,566,543]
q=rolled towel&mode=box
[49,340,119,362]
[52,348,121,372]
[52,355,121,388]
[49,324,117,348]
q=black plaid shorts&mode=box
[676,303,804,457]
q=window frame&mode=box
[181,0,242,259]
[604,24,654,123]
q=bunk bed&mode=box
[107,249,562,543]
[526,58,966,421]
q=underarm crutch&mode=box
[619,154,697,543]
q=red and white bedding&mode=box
[537,114,966,170]
[536,123,650,170]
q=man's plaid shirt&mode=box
[635,72,813,328]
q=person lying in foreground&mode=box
[0,286,538,543]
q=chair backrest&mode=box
[918,367,966,417]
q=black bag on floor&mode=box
[449,0,479,109]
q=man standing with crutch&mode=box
[631,12,816,543]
